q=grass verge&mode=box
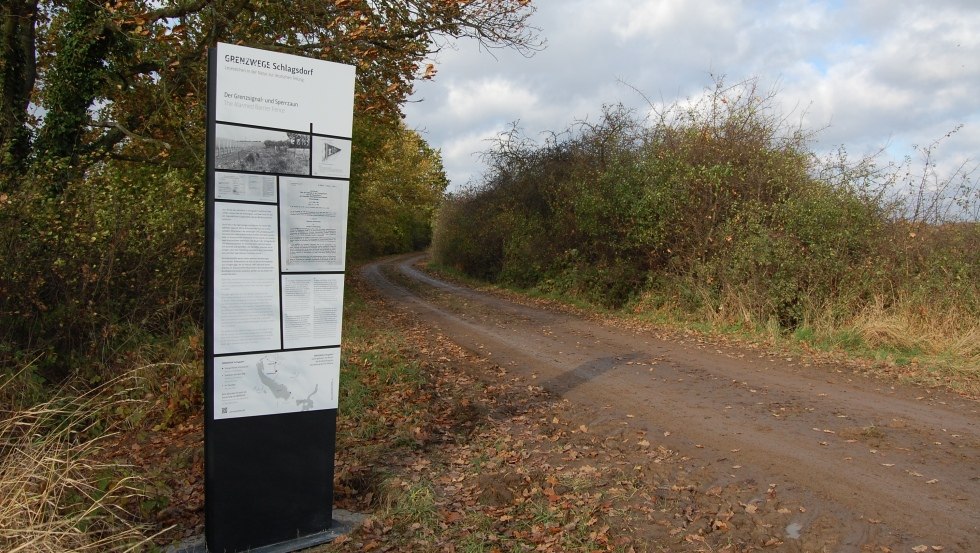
[0,371,161,552]
[426,260,980,398]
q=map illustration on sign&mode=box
[214,349,339,420]
[255,355,291,400]
[255,355,321,411]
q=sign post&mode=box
[204,43,355,552]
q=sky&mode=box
[403,0,980,194]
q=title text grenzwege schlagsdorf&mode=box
[223,54,314,76]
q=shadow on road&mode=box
[537,352,644,395]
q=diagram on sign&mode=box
[312,136,351,178]
[214,349,339,419]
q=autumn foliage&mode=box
[0,2,536,549]
[0,0,540,384]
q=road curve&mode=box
[362,254,980,552]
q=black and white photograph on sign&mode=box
[214,123,310,175]
[214,171,277,203]
[214,348,339,420]
[281,274,344,350]
[312,136,351,179]
[213,202,282,354]
[279,176,349,272]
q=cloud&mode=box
[446,78,539,122]
[772,1,980,152]
[438,127,512,189]
[613,0,740,41]
[406,1,980,193]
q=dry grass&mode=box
[849,296,980,359]
[626,282,979,396]
[0,369,160,552]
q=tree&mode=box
[349,115,449,256]
[0,0,38,191]
[0,1,539,378]
[1,0,541,190]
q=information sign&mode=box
[205,42,355,552]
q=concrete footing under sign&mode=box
[168,509,366,553]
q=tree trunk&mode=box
[0,0,37,192]
[33,0,122,194]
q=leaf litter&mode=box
[316,274,895,552]
[94,271,915,552]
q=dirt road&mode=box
[362,254,979,552]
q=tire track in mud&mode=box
[362,254,980,551]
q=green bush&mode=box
[431,190,506,281]
[0,161,204,382]
[431,78,979,351]
[1,115,449,387]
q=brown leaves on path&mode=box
[319,274,845,552]
[97,270,908,552]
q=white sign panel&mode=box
[208,43,354,421]
[215,42,355,136]
[282,274,344,350]
[214,348,340,420]
[279,176,349,272]
[213,202,281,354]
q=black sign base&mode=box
[170,509,363,553]
[204,409,337,553]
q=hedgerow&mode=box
[432,78,979,361]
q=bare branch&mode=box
[92,120,171,151]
